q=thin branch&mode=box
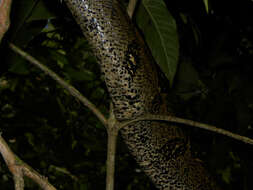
[0,135,57,190]
[106,128,118,190]
[119,114,253,145]
[9,43,107,127]
[49,165,79,181]
[127,0,138,19]
[0,133,24,190]
[106,103,119,190]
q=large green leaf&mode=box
[26,0,56,22]
[136,0,179,86]
[10,0,39,36]
[9,0,50,46]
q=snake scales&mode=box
[65,0,221,189]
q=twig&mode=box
[105,103,119,190]
[127,0,138,18]
[9,43,107,127]
[106,128,118,190]
[49,165,79,181]
[119,114,253,145]
[0,135,57,190]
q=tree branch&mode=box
[105,106,118,190]
[9,43,107,127]
[0,134,57,190]
[119,114,253,145]
[127,0,138,19]
[0,0,12,42]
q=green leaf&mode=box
[218,167,231,184]
[25,133,35,148]
[48,50,68,68]
[13,20,48,46]
[10,0,39,36]
[80,183,88,190]
[42,20,56,33]
[136,0,179,86]
[174,60,208,100]
[65,66,96,82]
[26,0,56,22]
[203,0,209,13]
[8,58,30,75]
[9,0,54,46]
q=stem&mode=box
[105,104,118,190]
[106,127,118,190]
[120,114,253,145]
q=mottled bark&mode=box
[64,0,221,189]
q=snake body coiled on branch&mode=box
[65,0,221,189]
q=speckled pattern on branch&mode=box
[65,0,221,189]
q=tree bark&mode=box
[0,0,12,42]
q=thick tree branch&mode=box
[0,135,57,190]
[9,43,107,127]
[0,0,12,42]
[120,114,253,145]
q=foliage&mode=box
[136,0,179,86]
[0,0,253,189]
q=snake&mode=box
[64,0,221,189]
